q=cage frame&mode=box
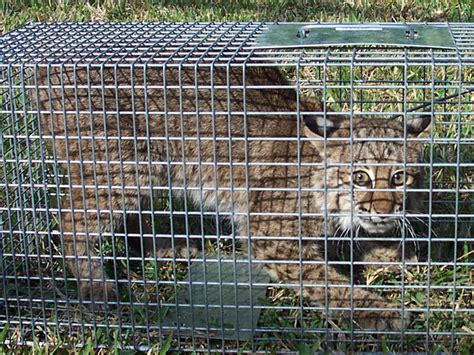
[0,21,473,352]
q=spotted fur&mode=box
[36,64,429,329]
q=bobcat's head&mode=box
[304,113,431,235]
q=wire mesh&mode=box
[0,22,473,352]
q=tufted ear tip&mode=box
[303,114,347,138]
[406,114,432,137]
[302,114,351,151]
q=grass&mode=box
[1,0,473,353]
[1,0,472,33]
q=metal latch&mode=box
[254,23,456,49]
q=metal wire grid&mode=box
[2,22,474,64]
[0,22,473,352]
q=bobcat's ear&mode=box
[303,114,349,150]
[406,114,432,138]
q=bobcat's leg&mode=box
[272,261,408,330]
[306,264,408,330]
[360,242,417,274]
[254,240,409,330]
[61,187,117,303]
[61,158,151,303]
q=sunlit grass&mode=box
[1,0,472,34]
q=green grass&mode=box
[1,0,473,353]
[1,0,472,34]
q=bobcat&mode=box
[36,63,429,330]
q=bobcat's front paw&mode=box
[354,306,410,330]
[363,244,418,275]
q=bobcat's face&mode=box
[336,143,423,235]
[304,114,431,235]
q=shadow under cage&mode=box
[0,22,473,352]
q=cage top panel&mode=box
[1,22,473,66]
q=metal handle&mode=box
[297,24,418,39]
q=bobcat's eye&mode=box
[353,171,371,187]
[391,171,414,187]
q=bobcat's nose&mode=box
[373,205,392,215]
